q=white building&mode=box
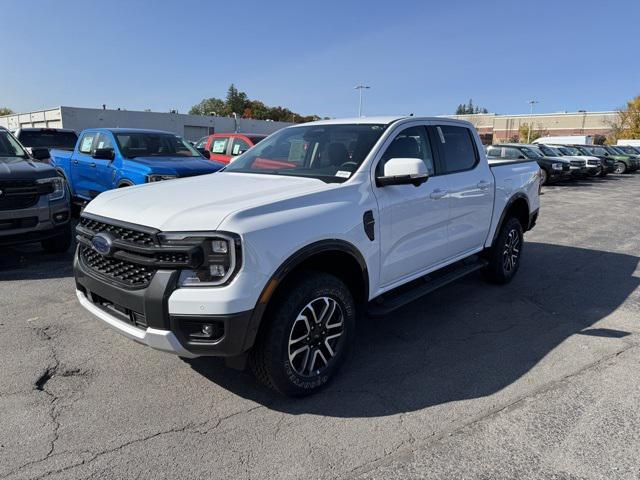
[0,106,292,141]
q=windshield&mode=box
[0,130,29,158]
[521,147,543,158]
[605,146,624,155]
[616,146,636,154]
[540,145,561,156]
[115,132,201,158]
[18,130,78,149]
[558,146,580,156]
[586,146,607,156]
[223,124,388,183]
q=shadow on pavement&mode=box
[187,242,639,417]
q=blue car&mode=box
[50,128,224,206]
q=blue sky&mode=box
[2,0,639,118]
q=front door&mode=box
[71,132,98,199]
[374,124,451,287]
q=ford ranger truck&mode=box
[0,127,72,252]
[50,128,224,209]
[74,117,540,396]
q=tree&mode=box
[518,123,548,143]
[455,99,488,115]
[188,97,226,116]
[0,107,13,116]
[606,95,640,144]
[226,84,248,116]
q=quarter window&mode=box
[436,125,478,173]
[378,126,435,176]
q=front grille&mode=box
[0,180,40,211]
[90,291,148,330]
[587,160,599,166]
[570,160,586,167]
[80,245,155,287]
[79,217,156,246]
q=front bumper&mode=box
[570,166,589,177]
[74,250,257,357]
[0,196,70,247]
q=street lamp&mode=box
[355,84,371,117]
[527,100,539,143]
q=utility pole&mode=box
[527,100,539,143]
[355,84,371,117]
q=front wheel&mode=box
[250,272,355,397]
[614,162,627,174]
[483,217,523,284]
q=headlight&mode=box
[552,163,563,170]
[147,174,177,182]
[158,232,241,287]
[36,177,65,201]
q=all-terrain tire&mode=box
[483,217,523,285]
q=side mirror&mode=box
[30,147,50,160]
[518,155,526,159]
[92,148,115,160]
[376,158,429,187]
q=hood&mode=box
[127,156,224,175]
[84,172,333,231]
[542,155,571,163]
[0,156,57,180]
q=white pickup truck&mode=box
[74,116,540,396]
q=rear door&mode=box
[71,132,98,199]
[431,124,494,256]
[229,137,252,160]
[374,123,451,287]
[92,132,117,194]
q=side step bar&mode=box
[367,257,489,316]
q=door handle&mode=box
[430,188,448,200]
[477,180,491,190]
[71,159,79,165]
[89,163,96,168]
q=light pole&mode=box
[355,84,370,117]
[527,100,539,143]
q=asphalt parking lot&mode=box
[1,173,639,480]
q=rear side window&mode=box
[435,125,478,173]
[79,133,97,154]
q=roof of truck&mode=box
[297,116,474,127]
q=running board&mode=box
[367,257,489,316]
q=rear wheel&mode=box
[250,272,355,397]
[614,162,626,174]
[483,217,523,284]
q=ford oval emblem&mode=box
[91,233,113,256]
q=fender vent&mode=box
[363,210,375,241]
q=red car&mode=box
[196,133,267,164]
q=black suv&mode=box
[0,127,72,252]
[486,144,571,185]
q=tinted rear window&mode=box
[436,125,478,173]
[18,130,78,149]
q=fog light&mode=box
[201,324,214,337]
[53,211,69,223]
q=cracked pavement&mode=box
[1,173,639,479]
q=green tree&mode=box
[188,97,226,116]
[0,107,14,116]
[226,84,248,116]
[455,99,488,115]
[518,123,547,143]
[606,95,640,144]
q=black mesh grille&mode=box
[0,180,40,211]
[80,246,155,287]
[79,217,156,246]
[155,251,190,263]
[570,160,585,167]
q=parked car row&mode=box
[486,141,640,185]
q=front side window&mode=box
[115,133,200,158]
[436,125,478,173]
[95,133,114,151]
[377,126,434,176]
[224,123,388,183]
[210,137,229,154]
[0,130,28,158]
[79,133,97,154]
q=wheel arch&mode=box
[490,193,531,247]
[241,240,369,351]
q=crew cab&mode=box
[486,143,572,184]
[14,128,78,161]
[0,127,72,252]
[549,144,613,176]
[196,133,267,164]
[50,128,224,207]
[74,117,540,396]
